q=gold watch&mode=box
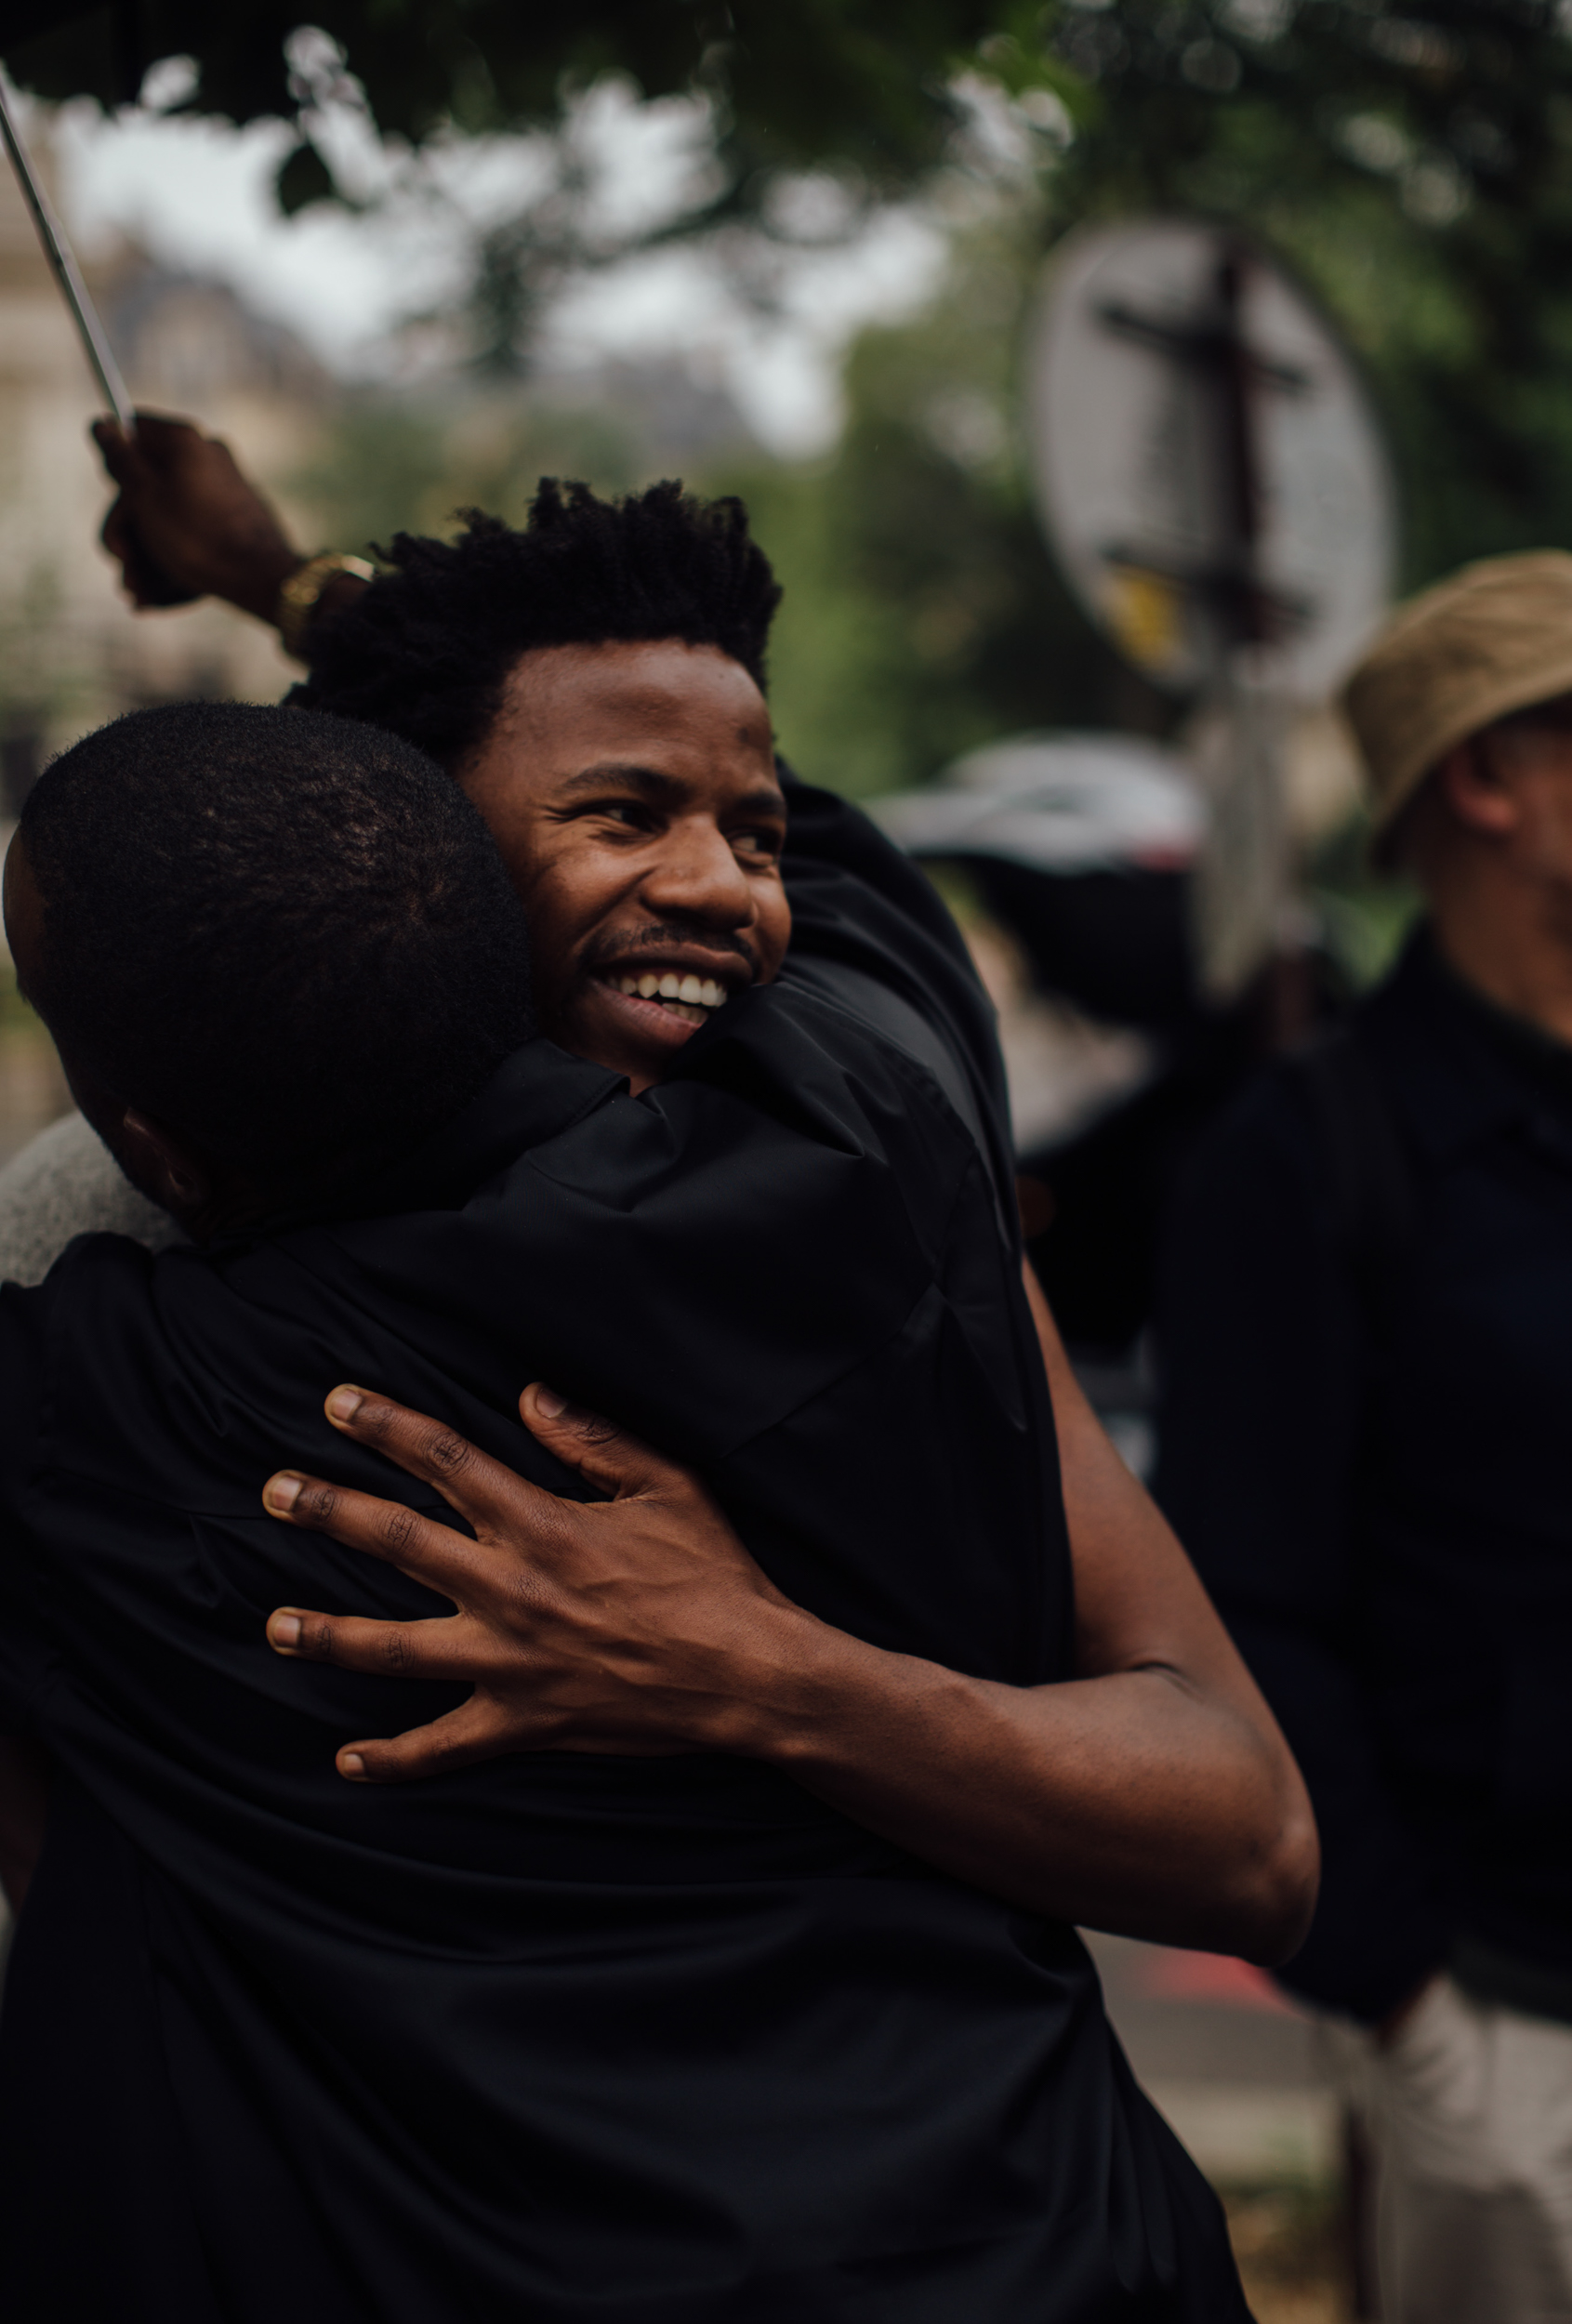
[276,553,376,662]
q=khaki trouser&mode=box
[1326,1974,1572,2323]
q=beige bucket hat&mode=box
[1341,549,1572,842]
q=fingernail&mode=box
[535,1385,567,1418]
[325,1387,364,1424]
[263,1472,302,1513]
[269,1612,303,1649]
[339,1752,367,1781]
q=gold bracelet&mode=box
[276,552,376,662]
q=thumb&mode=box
[519,1382,689,1503]
[91,418,141,485]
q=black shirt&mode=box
[1156,928,1572,2023]
[0,787,1245,2322]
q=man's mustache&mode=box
[580,919,760,982]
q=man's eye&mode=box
[733,829,783,861]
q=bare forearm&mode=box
[260,1382,1315,1959]
[719,1605,1311,1960]
[702,1272,1314,1956]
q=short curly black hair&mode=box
[20,702,533,1185]
[289,478,783,770]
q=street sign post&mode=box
[1025,219,1395,996]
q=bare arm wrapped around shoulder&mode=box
[263,1266,1318,1965]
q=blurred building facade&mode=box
[0,121,335,1157]
[0,129,326,815]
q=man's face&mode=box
[1484,724,1572,909]
[457,640,790,1090]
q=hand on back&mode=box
[262,1382,805,1782]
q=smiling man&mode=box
[0,693,1296,2324]
[0,442,1312,2319]
[454,632,788,1084]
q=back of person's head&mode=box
[289,478,782,769]
[18,701,533,1195]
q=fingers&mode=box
[314,1384,565,1536]
[91,420,139,484]
[519,1381,701,1504]
[92,411,209,482]
[265,1604,476,1681]
[100,497,132,557]
[262,1464,490,1597]
[332,1697,521,1786]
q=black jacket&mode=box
[1156,929,1572,2023]
[0,787,1245,2323]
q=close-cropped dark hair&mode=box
[20,702,533,1186]
[289,477,782,769]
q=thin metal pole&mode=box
[1212,245,1266,646]
[0,78,137,431]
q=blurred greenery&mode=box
[1040,0,1572,589]
[285,213,1162,801]
[1310,813,1424,990]
[274,4,1572,811]
[289,397,641,557]
[247,0,1572,981]
[1219,2174,1353,2322]
[1,0,1012,217]
[711,236,1155,796]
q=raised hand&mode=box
[93,411,304,618]
[261,1381,808,1783]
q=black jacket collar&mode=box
[1366,926,1572,1169]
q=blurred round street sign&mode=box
[1026,218,1395,701]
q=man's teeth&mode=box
[614,973,729,1010]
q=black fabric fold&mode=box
[0,783,1247,2320]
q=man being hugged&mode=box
[0,429,1315,2318]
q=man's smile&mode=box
[586,949,746,1048]
[601,968,733,1025]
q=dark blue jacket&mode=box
[1156,931,1572,2023]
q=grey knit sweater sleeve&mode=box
[0,1112,184,1288]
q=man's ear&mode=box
[116,1108,215,1221]
[1435,737,1519,840]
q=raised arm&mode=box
[261,1292,1317,1965]
[92,414,370,646]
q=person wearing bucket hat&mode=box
[1154,548,1572,2324]
[1348,548,1572,867]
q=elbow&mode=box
[1230,1789,1320,1967]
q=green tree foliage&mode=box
[0,0,1007,214]
[20,0,1566,798]
[750,2,1572,787]
[1036,0,1572,585]
[286,394,641,559]
[12,0,1571,588]
[711,220,1154,795]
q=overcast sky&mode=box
[36,77,950,454]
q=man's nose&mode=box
[639,822,754,927]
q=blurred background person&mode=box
[1155,552,1572,2324]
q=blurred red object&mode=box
[1134,1950,1301,2015]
